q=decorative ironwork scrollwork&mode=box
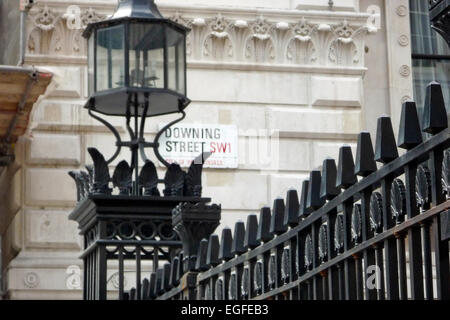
[268,254,276,289]
[281,247,290,283]
[228,272,237,300]
[112,161,133,195]
[241,267,250,299]
[304,234,313,269]
[318,223,328,261]
[351,204,362,243]
[370,192,383,233]
[442,150,450,198]
[391,178,406,223]
[215,278,224,300]
[416,165,432,210]
[254,261,263,295]
[334,215,344,252]
[205,283,212,300]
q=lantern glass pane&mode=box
[166,26,186,94]
[129,23,165,88]
[96,25,125,91]
[88,35,95,95]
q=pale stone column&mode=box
[384,0,414,135]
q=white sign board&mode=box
[158,123,239,168]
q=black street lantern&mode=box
[83,0,190,117]
[81,0,194,192]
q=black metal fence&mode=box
[136,82,450,301]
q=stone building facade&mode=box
[0,0,419,299]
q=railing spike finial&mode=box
[336,145,358,188]
[139,160,159,196]
[257,206,274,243]
[355,131,377,177]
[163,163,186,196]
[195,239,210,271]
[422,81,448,135]
[307,170,325,210]
[320,158,340,199]
[112,160,132,195]
[284,189,300,228]
[298,179,311,218]
[219,227,233,262]
[244,214,260,249]
[374,115,399,164]
[68,171,83,202]
[270,198,288,235]
[398,101,423,150]
[87,147,112,195]
[232,221,247,255]
[206,234,221,267]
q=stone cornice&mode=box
[26,1,376,68]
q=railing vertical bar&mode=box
[87,254,90,300]
[224,270,231,300]
[98,221,108,300]
[153,246,159,272]
[396,234,408,299]
[321,273,328,300]
[119,246,124,300]
[311,222,323,300]
[263,252,270,294]
[83,253,88,300]
[381,177,399,300]
[361,189,377,300]
[327,210,339,300]
[93,246,100,300]
[429,148,450,300]
[405,163,424,299]
[90,253,94,300]
[276,245,283,293]
[289,238,298,300]
[210,277,216,300]
[354,254,364,300]
[307,281,313,300]
[343,200,356,299]
[328,266,339,300]
[136,246,141,300]
[297,231,308,300]
[422,221,434,299]
[337,263,345,300]
[299,283,308,300]
[432,215,450,299]
[99,246,108,300]
[374,244,385,300]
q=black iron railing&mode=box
[143,82,450,301]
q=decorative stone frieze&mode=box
[26,1,375,68]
